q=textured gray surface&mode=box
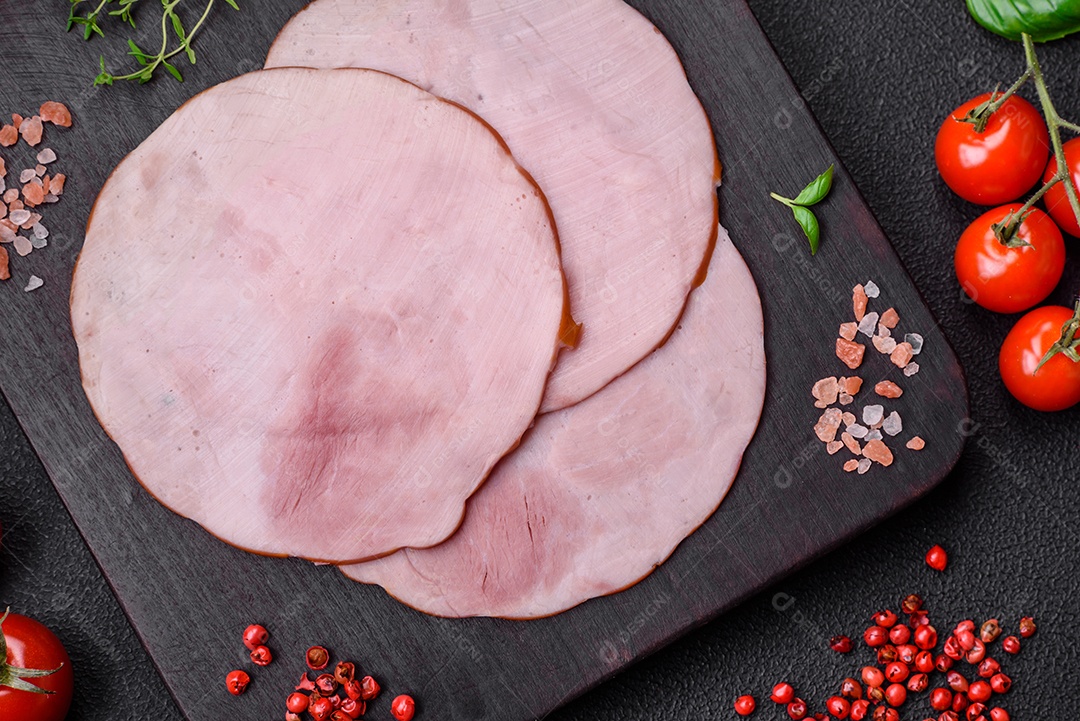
[1,0,1078,719]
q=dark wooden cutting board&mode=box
[0,1,968,719]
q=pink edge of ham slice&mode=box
[340,228,766,618]
[70,67,570,563]
[266,0,720,413]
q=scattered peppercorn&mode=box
[977,657,1000,678]
[334,661,356,685]
[901,594,923,614]
[862,666,885,688]
[225,669,250,696]
[988,708,1009,721]
[840,677,863,700]
[930,687,953,711]
[849,699,870,720]
[315,673,338,696]
[772,682,796,704]
[391,694,417,721]
[877,644,899,665]
[989,672,1011,694]
[873,610,899,628]
[884,662,909,683]
[967,680,991,703]
[925,545,948,571]
[1018,617,1035,638]
[915,651,935,673]
[889,625,911,645]
[979,619,1002,644]
[884,683,906,707]
[864,626,889,648]
[907,673,928,693]
[309,696,334,721]
[831,635,854,653]
[826,695,850,719]
[307,646,331,671]
[914,625,938,650]
[735,694,756,716]
[1000,635,1020,654]
[286,692,309,713]
[250,645,273,667]
[242,624,269,651]
[787,698,808,720]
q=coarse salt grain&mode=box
[865,429,883,441]
[836,338,865,370]
[877,324,891,338]
[873,335,897,354]
[812,376,839,407]
[882,412,903,437]
[904,333,924,354]
[19,169,35,183]
[815,408,844,443]
[13,235,33,256]
[848,423,869,439]
[839,322,858,341]
[9,209,30,225]
[844,459,860,472]
[36,148,57,164]
[24,275,43,292]
[862,439,894,466]
[864,281,880,298]
[890,342,914,368]
[839,393,854,405]
[32,223,48,239]
[841,412,857,426]
[842,432,861,454]
[906,436,926,451]
[853,284,868,321]
[858,311,880,338]
[827,440,844,455]
[880,307,899,328]
[903,362,920,377]
[29,235,47,249]
[857,458,872,474]
[862,404,884,426]
[875,381,903,398]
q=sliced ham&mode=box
[266,0,720,412]
[341,229,765,618]
[71,68,570,563]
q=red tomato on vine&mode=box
[0,610,74,721]
[999,305,1080,411]
[954,203,1065,313]
[936,93,1050,205]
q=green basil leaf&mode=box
[792,164,834,206]
[792,205,820,255]
[967,0,1080,42]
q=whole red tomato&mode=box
[1042,136,1080,237]
[999,305,1080,411]
[0,611,74,721]
[935,93,1049,204]
[955,203,1065,313]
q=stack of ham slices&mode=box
[71,0,767,619]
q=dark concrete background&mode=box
[2,1,1078,718]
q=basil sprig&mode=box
[770,164,834,256]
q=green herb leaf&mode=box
[163,59,183,82]
[792,164,834,206]
[224,0,239,9]
[170,12,186,41]
[967,0,1080,42]
[791,205,821,255]
[185,44,197,64]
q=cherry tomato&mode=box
[955,203,1065,313]
[936,93,1049,204]
[0,612,74,721]
[1043,136,1080,237]
[999,305,1080,411]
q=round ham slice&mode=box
[266,0,720,412]
[71,67,570,563]
[340,228,765,618]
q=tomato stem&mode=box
[986,34,1080,246]
[1034,297,1080,374]
[1023,33,1080,237]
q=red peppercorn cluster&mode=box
[224,625,417,720]
[741,595,1033,720]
